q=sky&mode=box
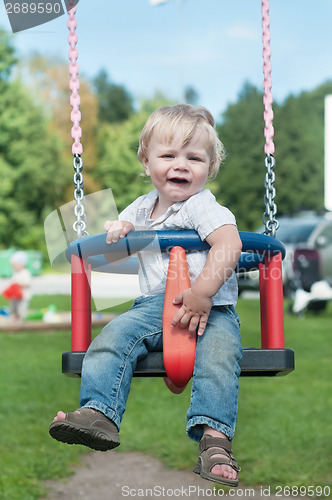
[0,0,332,120]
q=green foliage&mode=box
[0,29,17,83]
[185,85,199,105]
[216,81,330,231]
[0,80,68,250]
[21,54,100,199]
[93,68,134,123]
[273,82,331,216]
[0,32,69,250]
[217,83,268,230]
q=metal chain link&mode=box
[73,154,88,238]
[263,154,279,238]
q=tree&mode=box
[93,69,134,124]
[0,32,68,250]
[0,29,16,83]
[273,83,330,215]
[216,82,268,231]
[0,81,66,249]
[185,85,199,105]
[215,81,329,231]
[21,54,100,199]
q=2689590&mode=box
[5,2,62,14]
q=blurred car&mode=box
[238,212,332,300]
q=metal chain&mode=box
[262,1,278,238]
[263,154,279,238]
[262,0,275,156]
[73,154,88,238]
[68,7,86,240]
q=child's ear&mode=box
[143,157,150,177]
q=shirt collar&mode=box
[140,189,186,222]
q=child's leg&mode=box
[187,305,242,484]
[17,298,29,320]
[50,294,164,448]
[79,294,164,428]
[9,299,19,319]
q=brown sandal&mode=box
[49,408,120,452]
[193,435,240,487]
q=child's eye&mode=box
[161,154,174,159]
[189,156,201,162]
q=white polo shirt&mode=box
[119,188,238,306]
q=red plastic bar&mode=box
[259,262,268,348]
[262,253,285,348]
[71,254,91,351]
[163,247,196,392]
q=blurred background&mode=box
[0,0,332,257]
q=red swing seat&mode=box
[62,230,295,383]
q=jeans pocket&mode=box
[131,297,140,308]
[225,305,241,328]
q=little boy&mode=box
[2,251,32,321]
[50,104,243,486]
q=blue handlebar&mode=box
[64,230,285,274]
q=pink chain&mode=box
[68,5,82,156]
[262,0,274,155]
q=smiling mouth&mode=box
[168,178,189,184]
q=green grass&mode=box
[0,331,84,499]
[235,299,332,487]
[0,297,331,499]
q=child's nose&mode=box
[175,157,189,170]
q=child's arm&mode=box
[171,224,242,336]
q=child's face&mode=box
[143,127,210,210]
[11,261,24,272]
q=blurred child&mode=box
[2,251,32,321]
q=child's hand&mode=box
[171,288,212,336]
[104,220,134,244]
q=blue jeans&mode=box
[80,294,242,442]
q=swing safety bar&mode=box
[62,230,294,378]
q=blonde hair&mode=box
[137,104,225,179]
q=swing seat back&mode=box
[163,246,195,390]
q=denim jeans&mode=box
[80,294,242,442]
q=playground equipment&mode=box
[60,0,294,388]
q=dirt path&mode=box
[43,451,292,500]
[43,451,211,499]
